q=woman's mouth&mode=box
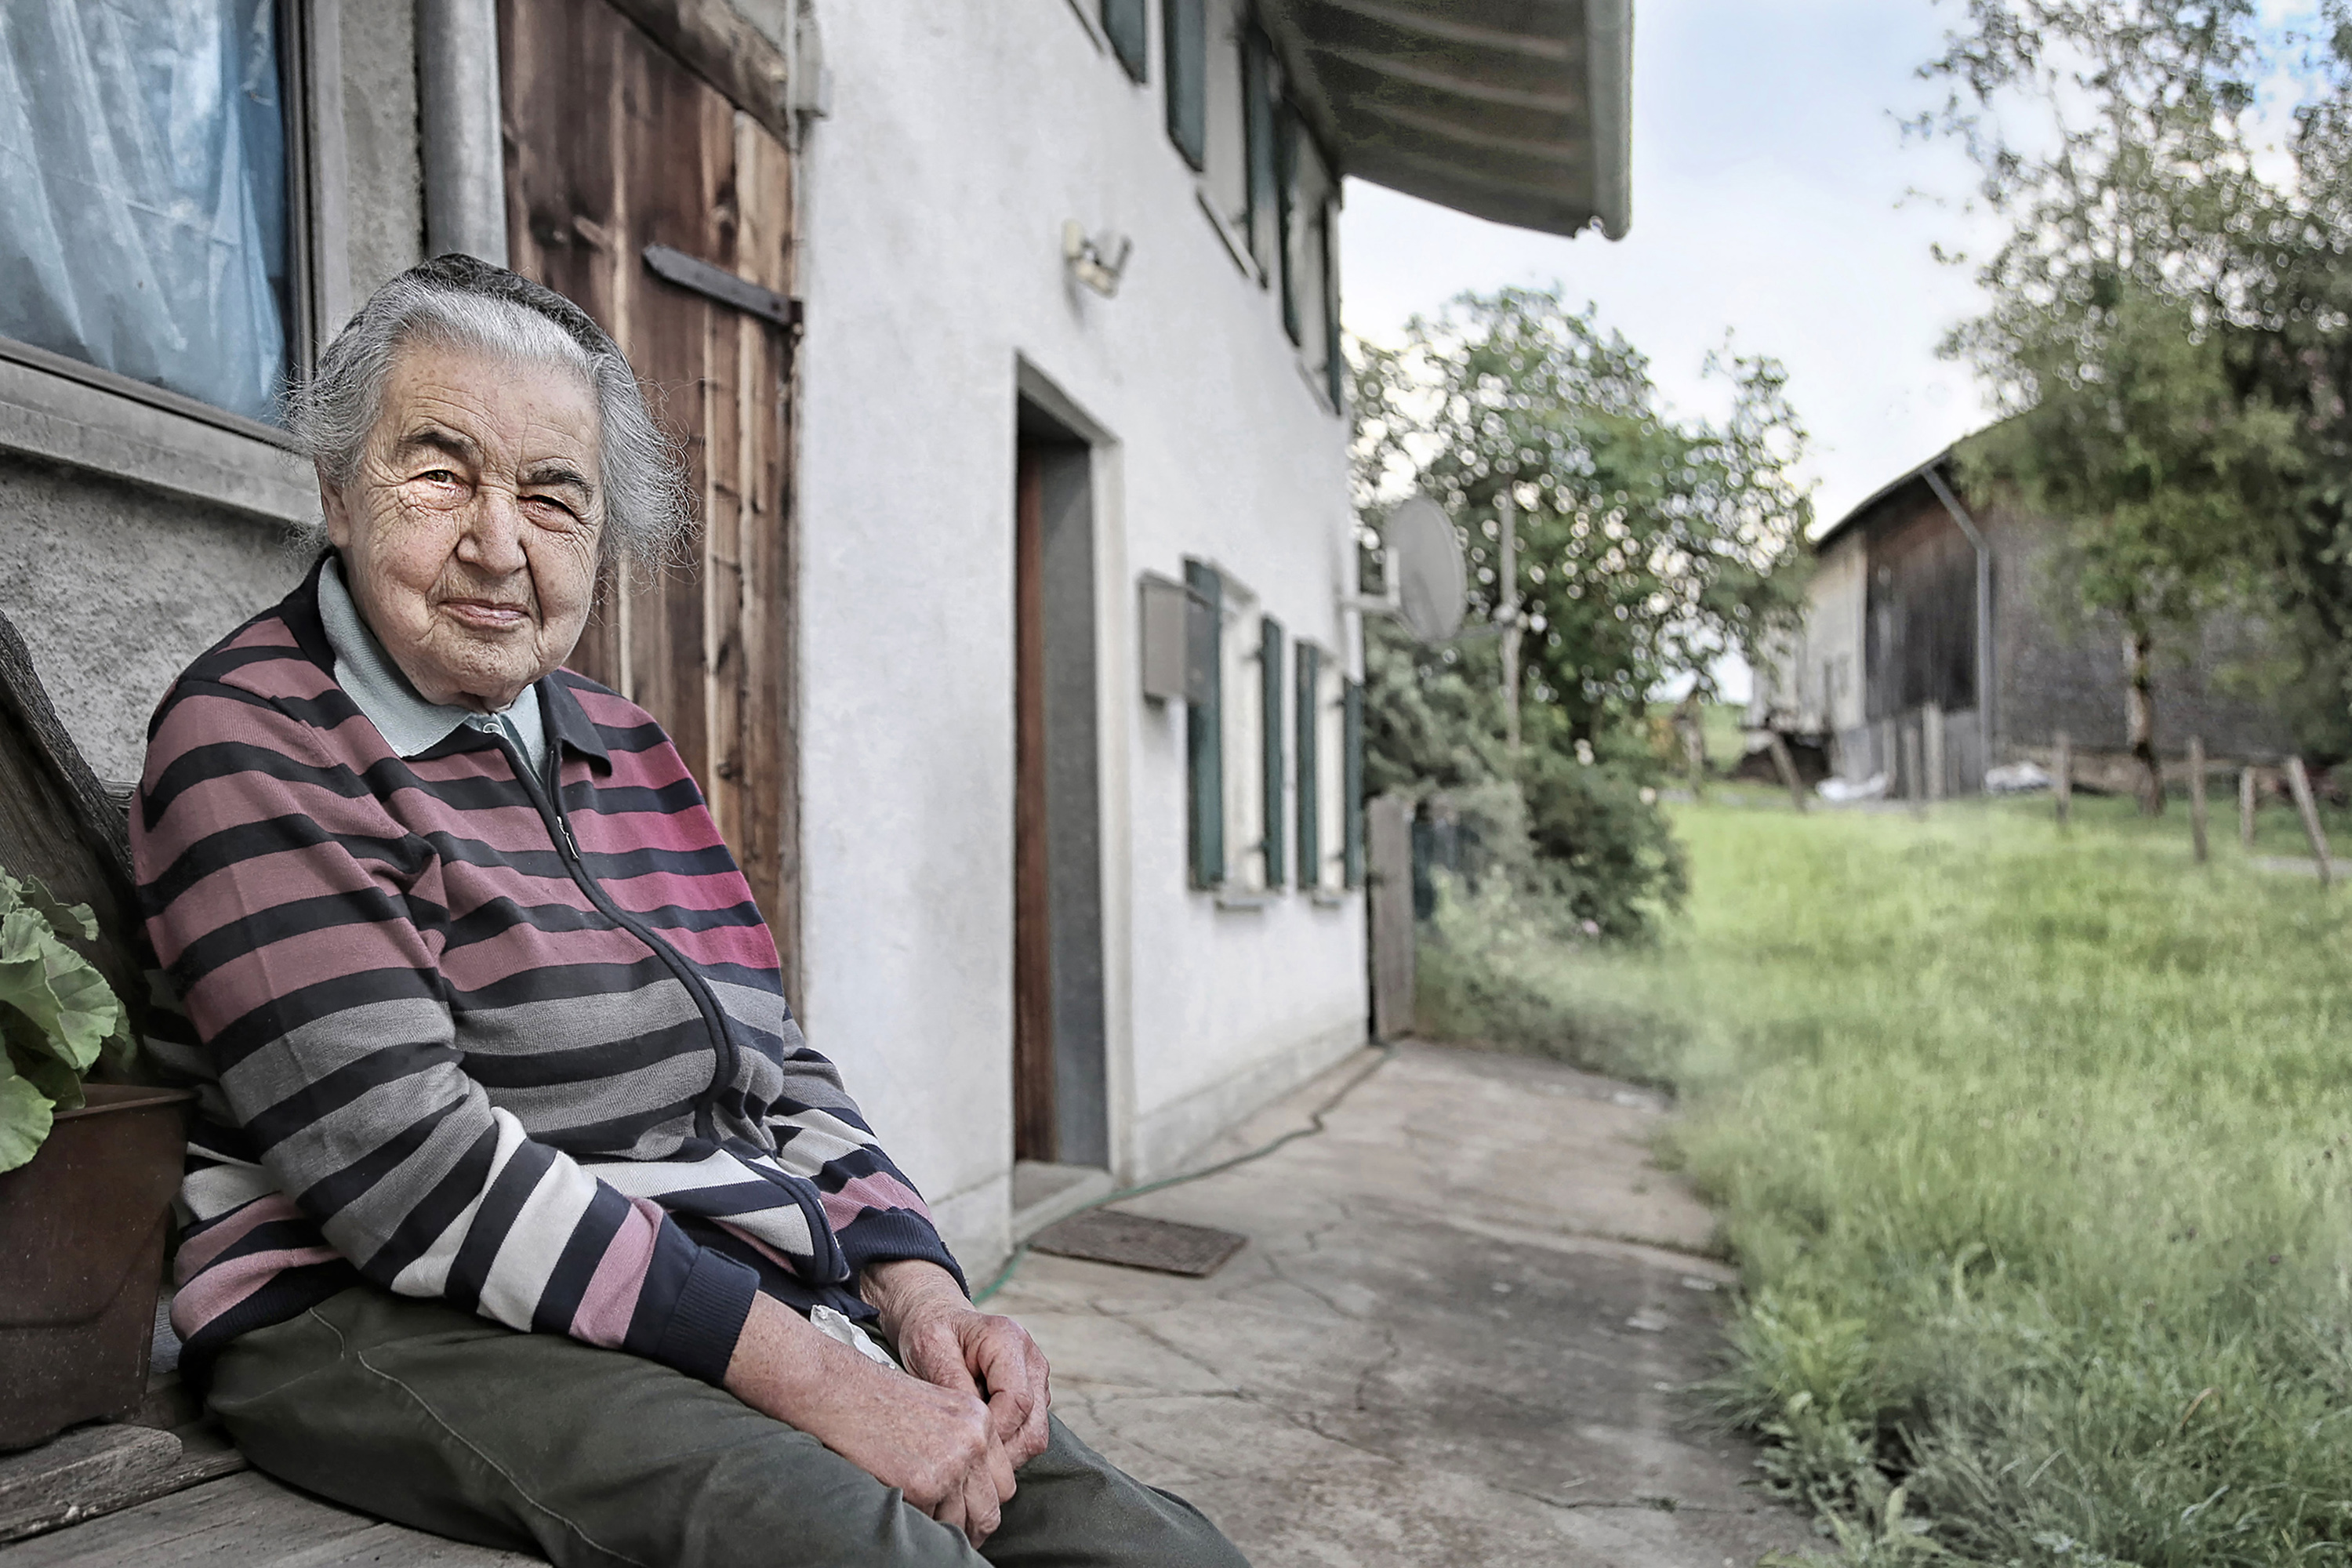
[441,599,532,633]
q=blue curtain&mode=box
[0,0,291,424]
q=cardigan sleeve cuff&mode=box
[836,1209,968,1298]
[643,1238,763,1385]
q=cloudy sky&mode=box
[1337,0,2006,535]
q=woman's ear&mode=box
[319,467,352,550]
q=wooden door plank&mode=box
[1013,448,1055,1161]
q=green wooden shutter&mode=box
[1342,677,1364,888]
[1275,103,1301,344]
[1260,616,1285,889]
[1102,0,1148,82]
[1164,0,1207,170]
[1185,560,1224,888]
[1295,642,1320,891]
[1322,201,1345,410]
[1243,27,1277,275]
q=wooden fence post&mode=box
[2240,766,2257,848]
[2287,756,2333,888]
[1924,702,1947,803]
[2187,736,2209,864]
[1902,724,1926,818]
[1766,731,1807,813]
[2054,731,2072,827]
[1365,793,1417,1039]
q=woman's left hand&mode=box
[863,1259,1054,1469]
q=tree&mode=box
[1352,288,1813,750]
[1923,0,2304,808]
[1351,289,1810,938]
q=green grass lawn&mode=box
[1417,793,2352,1565]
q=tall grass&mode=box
[1418,792,2352,1565]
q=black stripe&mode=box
[532,1182,632,1332]
[169,884,421,990]
[243,1039,465,1152]
[445,1138,558,1312]
[356,1118,502,1280]
[207,966,446,1074]
[297,1095,465,1222]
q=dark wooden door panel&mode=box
[1013,447,1055,1162]
[500,0,799,996]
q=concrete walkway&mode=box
[993,1042,1813,1567]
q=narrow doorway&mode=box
[1012,401,1107,1193]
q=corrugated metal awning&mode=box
[1261,0,1632,239]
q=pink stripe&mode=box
[171,1245,343,1338]
[655,921,782,972]
[574,807,723,857]
[147,845,392,967]
[172,1193,305,1276]
[567,686,655,728]
[570,1197,665,1348]
[713,1221,798,1272]
[598,869,757,915]
[819,1171,933,1232]
[224,622,300,651]
[184,917,436,1030]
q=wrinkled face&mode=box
[322,341,604,713]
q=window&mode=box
[1294,641,1323,890]
[1199,2,1247,247]
[1182,561,1283,895]
[1102,0,1148,82]
[0,0,310,426]
[1298,644,1356,896]
[1258,615,1286,888]
[1283,127,1341,409]
[1242,24,1279,276]
[1164,0,1206,169]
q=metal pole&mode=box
[1922,466,1993,793]
[1498,491,1522,760]
[419,0,510,266]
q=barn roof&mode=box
[1813,446,1958,553]
[1259,0,1634,239]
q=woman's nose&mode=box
[459,489,530,575]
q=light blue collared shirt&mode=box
[316,554,549,779]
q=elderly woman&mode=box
[133,256,1247,1568]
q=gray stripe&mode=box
[459,983,701,1059]
[221,996,456,1118]
[487,1054,716,1138]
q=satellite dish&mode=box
[1385,495,1467,643]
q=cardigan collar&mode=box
[281,554,610,768]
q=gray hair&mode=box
[285,254,694,567]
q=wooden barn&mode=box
[1754,445,2296,796]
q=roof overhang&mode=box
[1260,0,1633,240]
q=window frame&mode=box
[0,0,347,524]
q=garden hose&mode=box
[972,1040,1400,1305]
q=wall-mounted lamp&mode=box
[1063,221,1133,297]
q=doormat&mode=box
[1029,1210,1247,1278]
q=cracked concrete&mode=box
[991,1042,1813,1567]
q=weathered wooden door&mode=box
[1012,445,1055,1162]
[499,0,799,995]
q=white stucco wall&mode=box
[794,0,1368,1272]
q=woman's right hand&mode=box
[724,1292,1016,1545]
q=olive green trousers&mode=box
[207,1287,1250,1568]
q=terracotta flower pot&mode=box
[0,1085,193,1450]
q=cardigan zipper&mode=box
[488,731,742,1142]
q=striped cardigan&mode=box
[135,561,960,1385]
